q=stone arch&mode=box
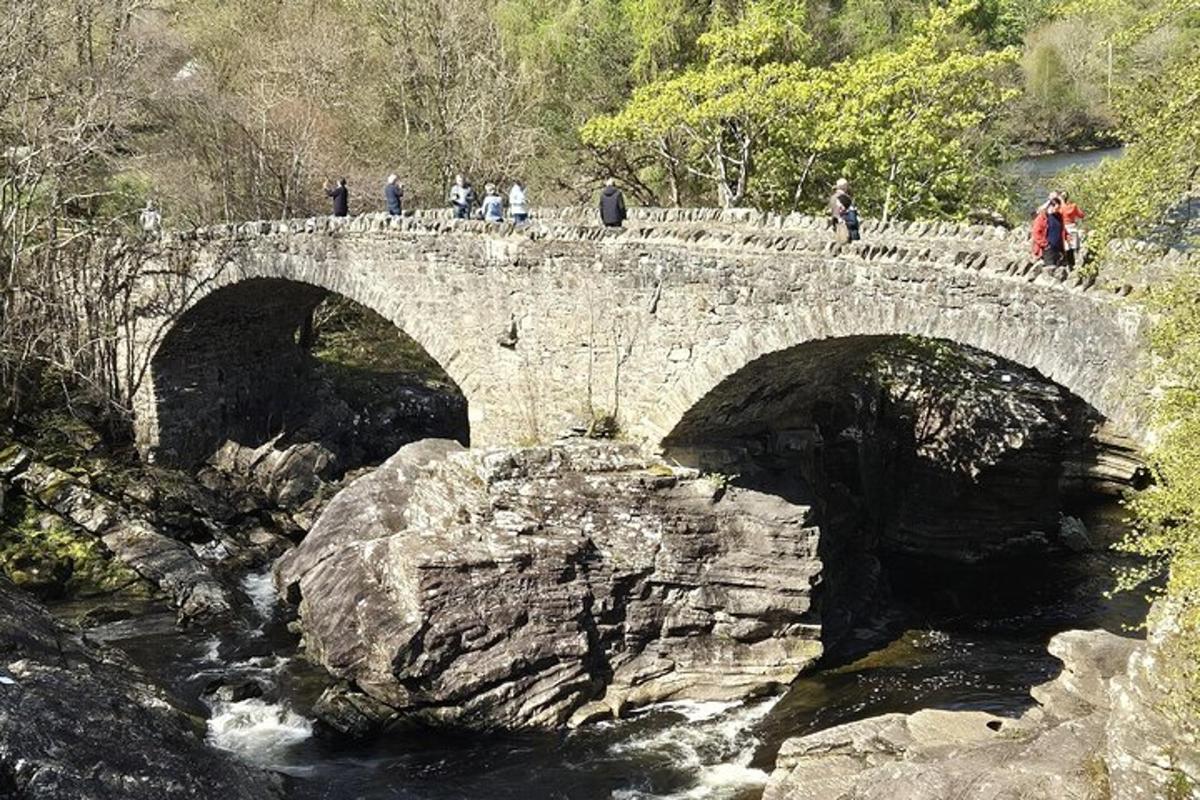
[134,267,471,468]
[635,286,1148,452]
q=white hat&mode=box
[387,174,398,184]
[836,177,850,189]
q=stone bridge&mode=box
[126,207,1162,467]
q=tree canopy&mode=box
[581,1,1017,217]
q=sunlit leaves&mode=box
[581,0,1017,217]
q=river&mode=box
[1006,147,1124,215]
[53,503,1147,800]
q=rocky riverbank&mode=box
[763,604,1200,799]
[0,577,283,799]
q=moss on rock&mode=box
[0,495,147,599]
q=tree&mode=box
[580,0,815,207]
[582,0,1017,217]
[0,1,155,419]
[1070,2,1200,252]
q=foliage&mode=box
[1118,268,1200,721]
[1069,3,1200,254]
[582,0,1017,217]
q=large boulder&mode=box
[276,439,825,732]
[0,579,283,800]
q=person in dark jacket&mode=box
[324,178,349,217]
[1031,196,1069,267]
[599,179,626,228]
[385,174,404,216]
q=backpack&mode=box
[844,206,861,240]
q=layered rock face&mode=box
[0,578,282,800]
[764,612,1200,800]
[275,439,824,731]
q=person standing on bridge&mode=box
[324,178,349,217]
[1058,190,1086,267]
[449,174,475,220]
[599,178,626,228]
[385,174,404,216]
[828,178,858,243]
[508,180,529,224]
[481,183,504,222]
[1031,196,1069,267]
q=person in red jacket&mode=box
[1058,191,1086,266]
[1031,196,1069,267]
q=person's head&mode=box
[485,183,496,194]
[144,199,155,210]
[1059,190,1070,202]
[512,179,523,189]
[836,177,850,191]
[605,178,616,188]
[1047,197,1061,212]
[455,174,464,186]
[387,174,398,185]
[338,177,347,187]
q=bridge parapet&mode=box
[157,208,1176,299]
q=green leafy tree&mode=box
[1070,2,1200,252]
[1121,269,1200,726]
[582,0,1016,217]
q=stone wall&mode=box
[127,209,1154,466]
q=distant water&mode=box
[1007,147,1124,216]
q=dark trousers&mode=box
[1043,247,1063,267]
[453,204,469,219]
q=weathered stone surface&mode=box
[1105,603,1200,799]
[127,208,1155,469]
[210,438,335,509]
[15,462,118,534]
[101,520,232,620]
[0,578,283,800]
[275,439,824,731]
[764,628,1139,800]
[763,623,1200,800]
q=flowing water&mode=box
[56,504,1148,800]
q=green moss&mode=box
[0,495,146,599]
[1168,770,1196,800]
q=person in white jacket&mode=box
[508,180,529,224]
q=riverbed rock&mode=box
[0,578,283,800]
[209,437,336,509]
[276,439,825,731]
[101,520,233,621]
[14,461,119,534]
[763,624,1200,800]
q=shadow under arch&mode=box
[145,277,468,468]
[659,333,1146,653]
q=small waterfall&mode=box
[206,696,313,770]
[608,699,777,799]
[241,569,280,623]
